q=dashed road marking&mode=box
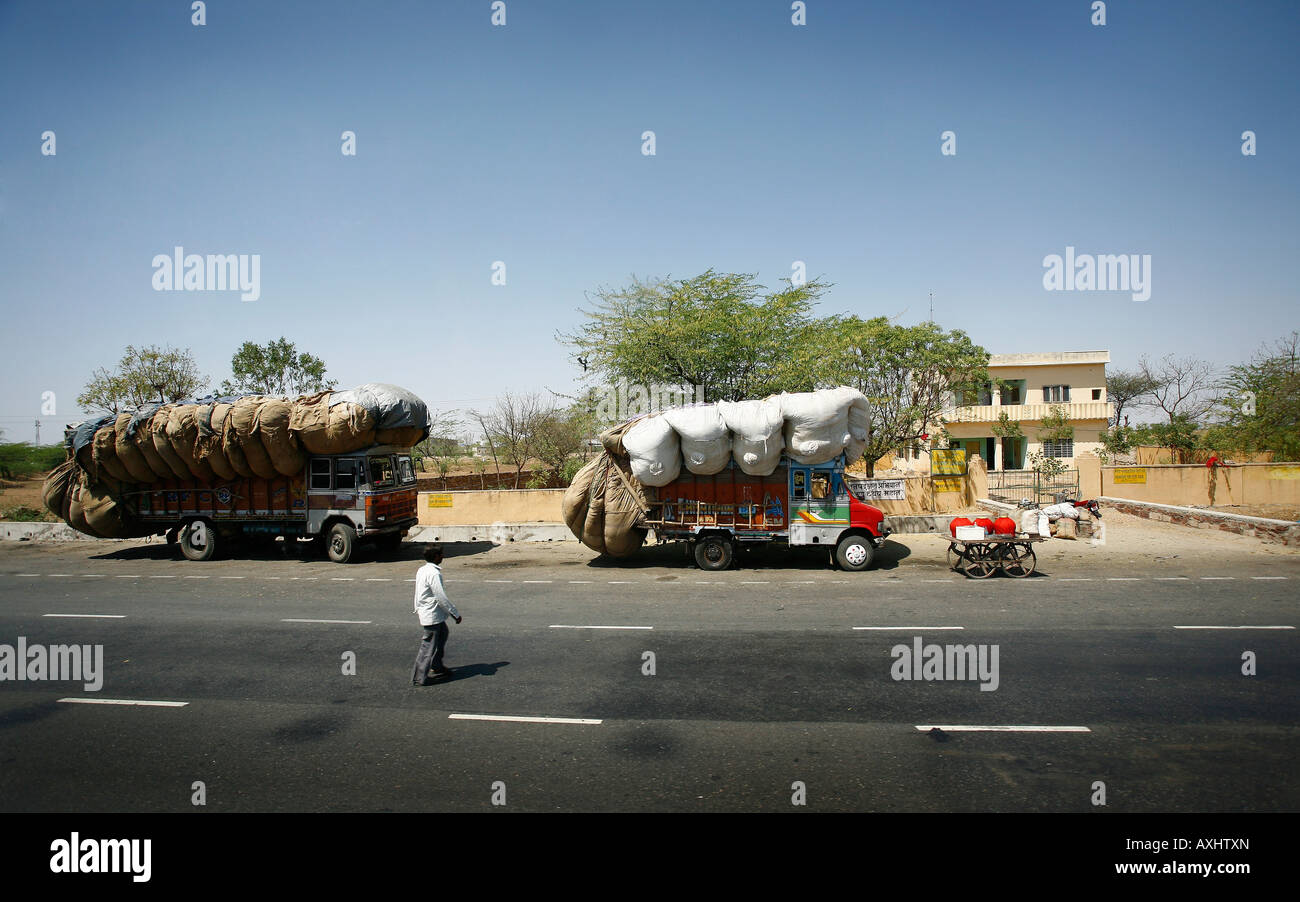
[1173,625,1293,630]
[1251,576,1289,580]
[449,713,602,725]
[854,626,964,631]
[523,580,553,584]
[43,614,126,619]
[365,578,392,582]
[549,625,653,630]
[1200,577,1235,581]
[484,579,513,583]
[59,698,187,708]
[916,725,1090,733]
[281,618,372,624]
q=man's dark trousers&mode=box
[412,622,449,683]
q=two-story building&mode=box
[941,350,1114,470]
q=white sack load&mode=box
[844,392,871,462]
[775,387,868,465]
[717,399,784,475]
[621,415,681,486]
[662,406,731,475]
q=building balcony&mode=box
[943,401,1114,425]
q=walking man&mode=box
[412,544,461,686]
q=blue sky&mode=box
[1,0,1297,442]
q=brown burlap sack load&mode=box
[129,410,174,481]
[148,406,192,480]
[113,413,156,483]
[166,405,216,482]
[227,396,277,479]
[255,398,305,477]
[196,402,237,480]
[291,392,376,454]
[42,459,78,519]
[63,474,99,538]
[562,451,649,557]
[92,424,132,483]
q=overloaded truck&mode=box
[643,454,890,571]
[563,386,892,571]
[122,445,419,562]
[43,383,430,563]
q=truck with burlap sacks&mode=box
[42,384,430,563]
[564,387,890,570]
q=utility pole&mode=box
[34,418,40,445]
[929,291,934,322]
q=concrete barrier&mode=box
[1098,497,1300,547]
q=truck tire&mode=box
[180,519,218,562]
[327,522,358,564]
[694,536,733,571]
[835,534,874,572]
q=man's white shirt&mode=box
[414,562,459,626]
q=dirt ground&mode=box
[0,475,51,519]
[1204,503,1300,522]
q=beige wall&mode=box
[418,489,564,525]
[989,362,1107,404]
[1099,463,1300,507]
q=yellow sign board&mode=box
[1112,468,1147,485]
[932,476,964,493]
[930,449,967,476]
[426,493,454,508]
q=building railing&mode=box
[945,401,1113,424]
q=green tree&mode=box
[532,404,596,485]
[1105,368,1160,427]
[77,344,208,413]
[823,317,991,475]
[560,270,829,403]
[219,337,337,397]
[1206,332,1300,460]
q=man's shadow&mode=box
[432,661,509,683]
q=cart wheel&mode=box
[963,543,997,579]
[1000,542,1036,578]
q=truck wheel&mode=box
[327,523,357,563]
[694,536,733,571]
[180,520,218,562]
[835,534,874,572]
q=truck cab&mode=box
[306,446,419,562]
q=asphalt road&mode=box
[1,537,1297,812]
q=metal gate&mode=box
[987,468,1080,504]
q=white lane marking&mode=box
[786,580,817,584]
[114,575,140,579]
[449,713,602,725]
[740,581,770,585]
[1200,577,1235,581]
[1173,625,1294,630]
[1251,576,1289,580]
[184,576,209,580]
[59,698,187,707]
[331,578,354,581]
[43,614,126,619]
[607,580,634,584]
[149,575,177,579]
[219,576,245,580]
[569,580,593,584]
[1059,578,1093,581]
[1107,578,1142,581]
[1154,577,1189,581]
[80,574,105,578]
[15,573,42,577]
[915,725,1090,733]
[281,618,372,624]
[365,578,391,582]
[854,626,964,631]
[484,579,513,583]
[48,574,71,577]
[694,581,718,585]
[404,578,417,582]
[288,577,317,581]
[548,625,653,630]
[523,580,553,584]
[264,577,281,580]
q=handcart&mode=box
[946,533,1046,579]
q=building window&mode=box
[1043,385,1071,403]
[1041,439,1074,458]
[1000,381,1025,404]
[1091,389,1102,400]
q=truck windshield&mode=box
[397,456,416,485]
[368,455,395,488]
